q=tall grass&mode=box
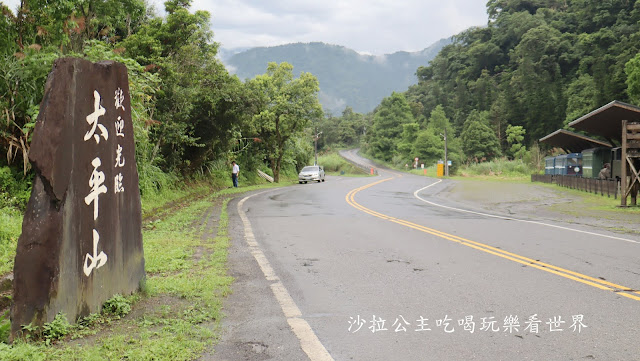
[458,158,534,178]
[317,153,367,175]
[0,208,21,275]
[137,162,179,197]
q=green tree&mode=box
[397,122,419,160]
[423,105,464,171]
[411,129,442,166]
[336,106,362,145]
[0,48,60,174]
[246,62,323,182]
[564,74,597,126]
[7,0,147,53]
[625,53,640,105]
[120,0,228,172]
[426,105,453,135]
[461,110,501,162]
[367,92,414,161]
[510,25,568,140]
[506,124,527,159]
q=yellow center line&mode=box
[345,176,640,302]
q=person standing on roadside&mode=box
[231,161,240,187]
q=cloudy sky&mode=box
[4,0,489,55]
[169,0,489,54]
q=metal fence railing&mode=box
[531,174,619,199]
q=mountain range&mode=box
[220,39,451,115]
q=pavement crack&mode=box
[301,258,318,267]
[387,259,410,264]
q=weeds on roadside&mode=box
[459,158,533,178]
[0,208,22,275]
[0,310,10,343]
[102,294,132,318]
[317,152,367,175]
[41,314,70,346]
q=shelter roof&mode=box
[539,129,612,153]
[568,101,640,142]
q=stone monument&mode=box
[11,58,145,338]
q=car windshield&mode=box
[301,166,319,172]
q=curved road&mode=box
[214,150,640,361]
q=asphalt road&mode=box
[213,150,640,361]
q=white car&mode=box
[298,165,325,183]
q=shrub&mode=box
[42,313,70,345]
[460,158,534,177]
[0,166,31,212]
[0,310,10,344]
[102,294,132,317]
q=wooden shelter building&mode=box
[539,129,612,154]
[568,101,640,206]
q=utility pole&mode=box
[444,127,449,176]
[314,129,323,165]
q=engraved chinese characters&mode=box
[11,58,144,339]
[81,88,128,276]
[84,90,108,143]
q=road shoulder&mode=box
[200,196,308,361]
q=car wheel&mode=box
[299,181,303,184]
[322,178,325,182]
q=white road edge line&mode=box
[413,180,640,245]
[238,191,334,361]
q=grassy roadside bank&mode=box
[317,152,369,176]
[0,180,285,360]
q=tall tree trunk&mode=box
[270,158,278,183]
[275,151,284,183]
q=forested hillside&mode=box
[331,0,640,169]
[224,40,451,114]
[0,0,322,231]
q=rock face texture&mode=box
[11,58,144,338]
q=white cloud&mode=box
[3,0,488,55]
[168,0,488,54]
[372,55,388,65]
